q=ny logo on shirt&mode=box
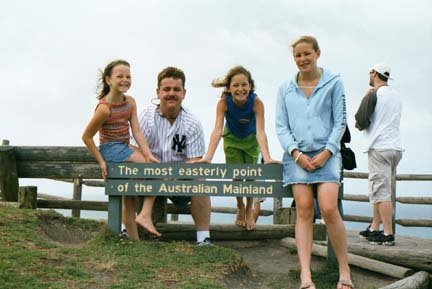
[172,134,186,152]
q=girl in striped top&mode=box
[82,59,161,240]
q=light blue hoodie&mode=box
[275,68,346,156]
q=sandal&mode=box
[300,282,316,289]
[337,279,355,289]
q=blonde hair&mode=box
[291,35,320,52]
[212,65,255,98]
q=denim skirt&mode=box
[99,141,134,162]
[282,149,342,186]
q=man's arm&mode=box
[355,89,377,131]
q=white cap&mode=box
[370,62,392,80]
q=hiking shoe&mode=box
[359,225,381,239]
[196,238,213,246]
[368,232,395,246]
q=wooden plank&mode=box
[281,237,415,279]
[345,231,432,272]
[105,179,290,198]
[157,223,325,241]
[0,147,19,201]
[167,204,273,216]
[37,193,70,200]
[37,199,108,211]
[344,194,432,205]
[396,174,432,181]
[396,218,432,227]
[0,201,20,208]
[157,223,295,240]
[380,271,430,289]
[16,162,100,178]
[343,194,369,202]
[82,180,104,187]
[107,162,284,180]
[343,171,432,181]
[343,214,372,223]
[397,196,432,204]
[13,146,95,162]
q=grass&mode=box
[0,207,242,289]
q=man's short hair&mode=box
[157,67,186,88]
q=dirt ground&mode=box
[38,215,399,289]
[217,239,398,289]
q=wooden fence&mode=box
[40,173,431,229]
[1,141,431,231]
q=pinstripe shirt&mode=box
[133,105,205,163]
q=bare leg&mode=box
[378,201,393,235]
[253,201,260,223]
[245,197,256,230]
[371,202,381,231]
[127,149,161,238]
[293,184,315,287]
[136,196,161,237]
[122,196,139,240]
[317,183,352,287]
[190,196,211,231]
[235,197,246,227]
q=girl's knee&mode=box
[296,207,314,221]
[320,206,339,222]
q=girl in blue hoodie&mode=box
[276,36,353,289]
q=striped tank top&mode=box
[98,96,132,145]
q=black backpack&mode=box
[340,126,357,170]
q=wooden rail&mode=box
[25,178,432,228]
[1,142,431,230]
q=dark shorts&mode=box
[168,196,191,209]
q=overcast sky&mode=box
[2,0,431,177]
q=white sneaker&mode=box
[196,238,213,246]
[120,229,129,239]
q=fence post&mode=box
[391,171,397,235]
[18,186,37,209]
[273,197,282,224]
[72,178,82,218]
[0,140,19,202]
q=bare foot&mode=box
[299,282,316,289]
[337,279,354,289]
[235,206,246,227]
[337,271,354,289]
[245,207,256,231]
[135,216,161,237]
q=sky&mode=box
[1,1,431,234]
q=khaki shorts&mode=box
[368,149,402,203]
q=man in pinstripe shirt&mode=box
[135,67,212,245]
